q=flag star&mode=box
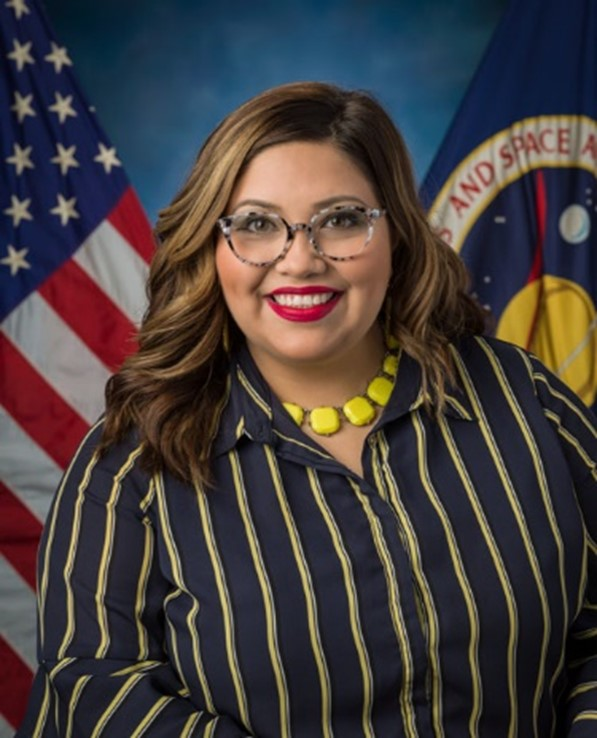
[44,41,72,73]
[11,91,36,122]
[50,193,79,225]
[4,194,33,226]
[50,143,79,175]
[7,39,34,71]
[1,244,30,276]
[94,143,121,173]
[5,0,30,19]
[48,92,77,124]
[6,142,34,175]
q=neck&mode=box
[248,328,386,408]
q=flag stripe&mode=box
[0,481,43,590]
[0,635,34,731]
[74,217,150,328]
[107,188,155,263]
[0,334,90,469]
[0,555,37,669]
[0,409,62,524]
[3,291,111,425]
[37,258,138,373]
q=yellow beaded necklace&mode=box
[282,339,399,436]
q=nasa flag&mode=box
[421,0,597,410]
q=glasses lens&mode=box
[226,212,287,264]
[314,207,372,259]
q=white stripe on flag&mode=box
[0,556,36,670]
[0,713,16,738]
[0,409,62,523]
[2,292,111,425]
[74,220,150,326]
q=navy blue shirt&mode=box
[17,337,597,737]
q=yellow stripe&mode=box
[134,515,155,659]
[477,339,560,732]
[409,418,482,737]
[195,482,253,731]
[237,366,272,418]
[89,673,144,738]
[130,694,173,737]
[110,660,161,677]
[96,445,145,658]
[532,371,597,439]
[568,681,597,699]
[154,473,215,712]
[273,429,334,460]
[230,450,290,738]
[543,411,597,475]
[180,713,202,738]
[31,672,51,738]
[264,447,333,738]
[65,674,92,738]
[347,476,418,738]
[438,410,518,738]
[572,627,597,640]
[38,420,104,651]
[307,467,374,738]
[376,429,444,737]
[203,718,218,738]
[57,450,101,659]
[573,710,597,722]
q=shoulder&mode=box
[57,419,153,512]
[450,335,596,432]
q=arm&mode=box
[531,360,597,736]
[17,422,252,738]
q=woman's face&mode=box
[215,140,392,372]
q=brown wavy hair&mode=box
[101,81,486,483]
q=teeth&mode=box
[272,292,335,308]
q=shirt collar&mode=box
[213,342,476,456]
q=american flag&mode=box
[0,0,155,733]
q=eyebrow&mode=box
[231,195,368,213]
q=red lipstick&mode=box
[266,286,342,323]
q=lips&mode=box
[266,287,342,322]
[270,291,335,308]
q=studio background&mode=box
[42,0,508,223]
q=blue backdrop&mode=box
[42,0,507,223]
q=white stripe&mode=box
[74,219,150,326]
[2,293,110,425]
[0,408,61,523]
[0,712,16,738]
[0,555,37,670]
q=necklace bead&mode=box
[282,343,398,436]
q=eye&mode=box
[319,208,367,230]
[234,212,281,235]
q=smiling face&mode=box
[215,141,392,377]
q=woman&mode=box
[18,82,596,737]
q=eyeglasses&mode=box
[216,205,386,267]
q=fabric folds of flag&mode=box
[0,0,155,733]
[421,0,597,412]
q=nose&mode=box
[274,227,326,276]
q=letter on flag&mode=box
[0,0,155,733]
[421,0,597,411]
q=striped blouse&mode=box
[17,336,597,738]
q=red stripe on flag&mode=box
[0,635,33,731]
[108,187,156,263]
[0,481,43,590]
[37,257,138,372]
[0,334,89,468]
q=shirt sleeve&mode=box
[16,422,253,738]
[530,358,597,736]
